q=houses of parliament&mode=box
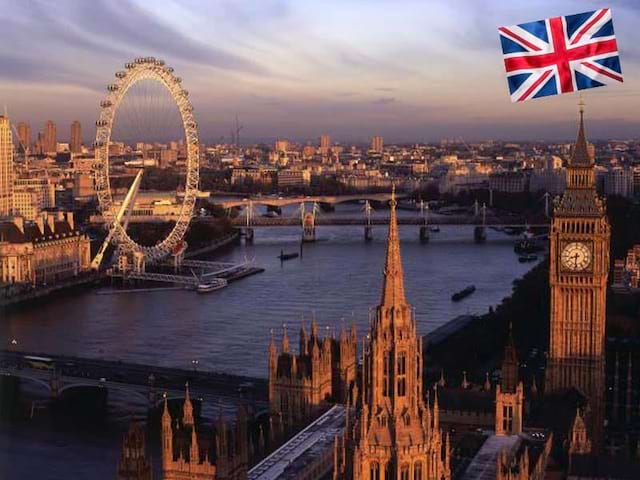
[116,106,627,479]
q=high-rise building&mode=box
[546,103,609,451]
[320,134,331,156]
[0,115,14,217]
[370,135,383,153]
[335,189,450,480]
[16,122,31,151]
[12,177,56,220]
[70,120,82,154]
[44,120,57,153]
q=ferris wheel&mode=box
[93,57,199,267]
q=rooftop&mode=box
[248,405,345,480]
[463,430,550,480]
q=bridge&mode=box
[228,215,549,228]
[0,350,267,415]
[212,193,406,209]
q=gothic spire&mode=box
[183,382,194,426]
[381,186,407,307]
[571,98,591,166]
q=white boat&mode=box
[197,279,228,293]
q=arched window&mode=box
[397,352,406,396]
[370,462,380,480]
[383,352,392,397]
[385,462,392,479]
[401,463,410,480]
[414,462,422,480]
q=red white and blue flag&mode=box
[499,8,623,102]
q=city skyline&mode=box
[2,0,640,143]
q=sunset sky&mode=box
[1,0,640,143]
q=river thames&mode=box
[0,206,540,478]
[1,206,538,378]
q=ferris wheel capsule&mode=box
[115,71,127,79]
[100,100,112,108]
[95,120,108,127]
[107,84,119,92]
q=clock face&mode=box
[561,242,592,272]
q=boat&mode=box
[503,226,524,236]
[514,239,544,254]
[278,250,299,261]
[429,226,440,233]
[196,279,227,293]
[451,285,476,302]
[518,254,538,263]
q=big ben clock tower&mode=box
[547,101,609,451]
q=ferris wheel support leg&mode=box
[90,170,144,270]
[364,225,373,242]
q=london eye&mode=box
[92,57,199,269]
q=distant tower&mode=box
[70,120,82,154]
[339,188,450,480]
[116,422,153,480]
[0,115,14,217]
[370,135,383,154]
[546,102,609,450]
[16,122,31,150]
[44,120,57,153]
[495,324,523,436]
[320,134,331,156]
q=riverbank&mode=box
[0,273,105,310]
[424,259,550,385]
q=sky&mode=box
[1,0,640,143]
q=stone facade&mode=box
[0,212,90,285]
[161,386,248,480]
[116,422,153,480]
[268,319,357,429]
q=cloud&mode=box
[371,97,396,105]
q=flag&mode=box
[499,8,623,102]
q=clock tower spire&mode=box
[546,102,609,451]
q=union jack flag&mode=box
[499,8,623,102]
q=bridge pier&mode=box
[302,225,316,243]
[244,227,254,243]
[419,226,430,244]
[474,226,486,244]
[50,371,62,399]
[364,226,373,242]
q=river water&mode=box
[0,204,539,478]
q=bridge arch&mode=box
[5,373,52,393]
[59,383,149,404]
